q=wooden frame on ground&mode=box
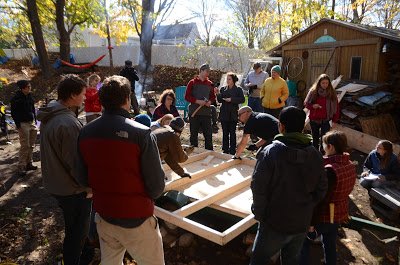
[155,150,257,246]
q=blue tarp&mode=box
[356,91,392,108]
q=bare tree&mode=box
[190,0,218,46]
[225,0,271,48]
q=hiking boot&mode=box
[17,169,27,177]
[26,163,38,171]
[212,124,219,134]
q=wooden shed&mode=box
[267,18,400,90]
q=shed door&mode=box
[309,49,336,86]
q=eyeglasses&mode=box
[166,97,174,101]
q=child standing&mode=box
[304,74,340,151]
[85,74,102,123]
[300,130,356,265]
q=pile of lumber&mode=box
[337,80,400,143]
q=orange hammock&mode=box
[61,54,106,69]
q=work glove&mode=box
[180,173,192,179]
[246,144,258,151]
[232,155,242,160]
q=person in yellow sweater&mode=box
[260,65,289,118]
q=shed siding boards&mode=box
[288,21,374,46]
[279,22,384,84]
[338,44,377,81]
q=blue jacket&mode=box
[251,132,327,234]
[363,150,400,181]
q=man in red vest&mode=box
[77,75,166,264]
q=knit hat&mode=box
[134,114,151,127]
[169,117,185,133]
[271,65,281,74]
[200,63,210,71]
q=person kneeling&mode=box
[153,117,193,178]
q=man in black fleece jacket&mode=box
[10,80,38,176]
[250,106,327,265]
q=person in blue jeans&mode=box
[244,62,268,113]
[250,106,327,265]
[300,130,356,265]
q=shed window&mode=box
[350,57,362,80]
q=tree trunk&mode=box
[351,0,360,23]
[278,0,282,44]
[26,0,51,78]
[139,0,155,93]
[331,0,335,19]
[104,0,113,68]
[55,0,70,62]
[248,37,254,49]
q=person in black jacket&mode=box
[119,60,140,115]
[10,80,38,176]
[250,106,327,265]
[233,106,279,159]
[216,73,245,155]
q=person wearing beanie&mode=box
[134,113,151,127]
[153,117,193,179]
[260,64,289,118]
[119,59,140,115]
[10,79,38,176]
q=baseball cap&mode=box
[200,64,210,71]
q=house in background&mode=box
[153,22,200,46]
[267,18,400,88]
[77,28,140,47]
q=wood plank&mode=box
[370,188,400,209]
[173,177,251,217]
[154,206,224,245]
[165,158,242,191]
[201,155,214,166]
[333,123,400,154]
[162,151,213,172]
[221,214,257,245]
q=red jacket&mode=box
[312,153,356,224]
[306,96,340,122]
[77,109,165,219]
[85,87,102,113]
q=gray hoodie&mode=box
[37,101,86,196]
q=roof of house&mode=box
[154,22,199,40]
[268,18,400,53]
